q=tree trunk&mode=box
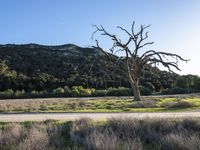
[131,80,141,101]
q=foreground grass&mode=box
[1,118,200,150]
[0,95,200,113]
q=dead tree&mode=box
[92,22,189,101]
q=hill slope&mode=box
[0,44,177,92]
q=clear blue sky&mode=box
[0,0,200,75]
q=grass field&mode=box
[0,94,200,113]
[1,117,200,150]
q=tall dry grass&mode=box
[70,118,200,150]
[1,118,200,149]
[0,121,73,150]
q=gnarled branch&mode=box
[92,21,189,101]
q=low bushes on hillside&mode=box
[161,87,188,94]
[160,87,198,95]
[71,86,95,97]
[0,89,15,98]
[107,87,132,96]
[53,87,65,94]
[139,86,153,96]
[92,89,107,96]
[0,86,154,99]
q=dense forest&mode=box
[0,44,200,97]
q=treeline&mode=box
[1,74,200,99]
[161,74,200,94]
[0,44,199,98]
[0,86,153,99]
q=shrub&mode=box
[40,90,48,94]
[6,89,15,94]
[139,86,153,96]
[63,86,72,96]
[53,87,65,94]
[15,90,25,97]
[0,89,15,98]
[92,90,107,96]
[31,90,39,94]
[107,87,132,96]
[161,87,188,94]
[30,90,41,97]
[71,86,80,96]
[80,88,92,97]
[71,86,93,97]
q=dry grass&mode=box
[128,100,157,108]
[160,101,194,109]
[0,97,134,113]
[70,117,200,150]
[1,117,200,149]
[1,95,200,113]
[159,133,200,150]
[0,121,73,150]
[0,124,50,150]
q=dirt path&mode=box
[0,112,200,122]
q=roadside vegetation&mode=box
[0,86,153,99]
[0,84,200,100]
[1,117,200,150]
[1,95,200,113]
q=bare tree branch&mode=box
[92,21,189,101]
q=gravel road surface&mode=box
[0,112,200,122]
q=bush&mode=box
[39,90,48,94]
[107,87,132,96]
[63,86,72,96]
[0,89,15,98]
[53,87,65,94]
[92,90,107,96]
[31,90,39,94]
[139,86,152,96]
[71,86,93,97]
[29,90,49,98]
[71,86,80,96]
[161,87,188,94]
[15,90,25,97]
[80,89,91,96]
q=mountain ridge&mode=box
[0,43,178,92]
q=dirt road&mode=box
[0,112,200,122]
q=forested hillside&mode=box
[0,44,199,97]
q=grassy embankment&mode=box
[1,117,200,150]
[1,95,200,113]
